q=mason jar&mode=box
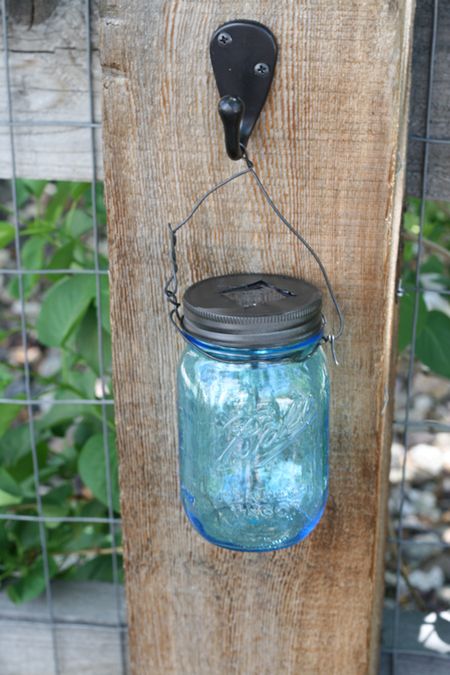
[177,273,329,552]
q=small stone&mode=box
[437,586,450,605]
[389,442,405,484]
[407,444,445,481]
[9,345,41,365]
[408,431,435,446]
[11,300,40,320]
[408,488,440,520]
[426,554,450,582]
[95,378,110,398]
[414,372,450,399]
[442,449,450,473]
[413,393,435,418]
[0,249,11,266]
[409,566,445,593]
[394,379,408,410]
[435,433,450,452]
[409,488,437,509]
[442,529,450,546]
[385,570,407,596]
[403,532,442,562]
[389,486,415,517]
[38,349,61,377]
[401,514,427,531]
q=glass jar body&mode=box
[177,339,330,552]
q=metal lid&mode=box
[182,273,323,348]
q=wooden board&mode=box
[406,0,450,200]
[100,2,415,673]
[0,0,103,181]
[0,581,127,675]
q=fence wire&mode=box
[386,0,450,673]
[0,1,448,675]
[0,2,127,674]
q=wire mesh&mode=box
[0,1,448,674]
[0,2,126,674]
[385,0,450,671]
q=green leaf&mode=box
[37,394,94,430]
[46,241,75,280]
[14,180,31,208]
[21,219,55,237]
[415,311,450,379]
[63,554,123,583]
[37,275,97,347]
[398,293,427,352]
[19,179,48,199]
[69,182,91,202]
[0,402,22,438]
[0,221,15,248]
[16,522,41,553]
[11,442,48,484]
[65,208,93,238]
[65,367,97,398]
[0,424,31,466]
[75,305,112,374]
[42,499,70,529]
[0,521,9,552]
[9,235,45,299]
[420,255,444,275]
[7,555,58,604]
[44,182,73,225]
[73,418,102,449]
[0,363,14,390]
[79,433,120,512]
[99,275,111,333]
[0,467,22,506]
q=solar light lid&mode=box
[182,273,323,348]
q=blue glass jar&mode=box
[177,273,329,552]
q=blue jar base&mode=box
[182,498,327,552]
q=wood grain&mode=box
[406,0,450,200]
[0,0,103,181]
[100,2,415,673]
[0,582,127,675]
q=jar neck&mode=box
[184,330,324,363]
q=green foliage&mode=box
[398,198,450,379]
[79,434,120,512]
[0,179,121,604]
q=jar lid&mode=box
[182,273,323,348]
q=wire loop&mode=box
[164,151,344,364]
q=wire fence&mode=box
[385,0,450,672]
[0,1,448,674]
[0,1,126,674]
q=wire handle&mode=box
[164,151,344,365]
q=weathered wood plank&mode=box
[0,581,127,675]
[406,0,450,200]
[6,0,59,27]
[0,0,103,181]
[101,2,414,674]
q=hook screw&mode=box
[254,62,270,77]
[217,32,232,46]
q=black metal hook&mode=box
[217,95,245,161]
[210,20,277,161]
